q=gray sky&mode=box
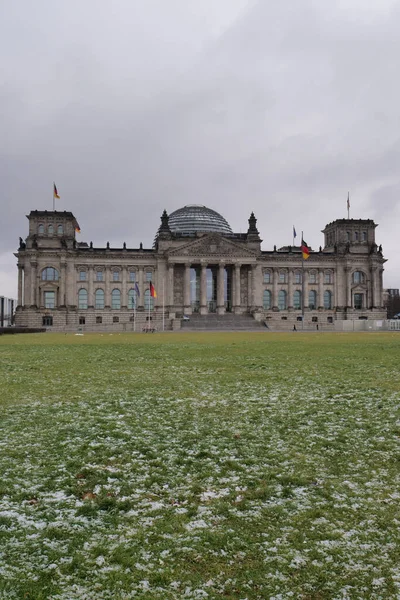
[1,0,400,298]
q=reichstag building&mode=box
[15,205,386,331]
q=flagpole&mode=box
[301,230,304,331]
[347,192,350,219]
[148,283,151,329]
[162,278,165,332]
[134,294,136,332]
[53,184,55,211]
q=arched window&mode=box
[278,290,287,311]
[309,290,317,310]
[354,231,358,242]
[278,272,287,284]
[128,288,136,309]
[41,267,59,281]
[309,271,317,284]
[95,289,105,309]
[353,271,365,284]
[144,289,154,311]
[111,289,121,309]
[324,290,332,310]
[78,288,88,309]
[38,224,44,234]
[263,289,271,309]
[263,271,271,284]
[48,224,54,234]
[362,231,367,242]
[293,290,302,310]
[57,224,63,234]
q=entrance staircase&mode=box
[180,313,265,331]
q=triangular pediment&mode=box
[166,233,257,258]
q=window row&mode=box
[38,224,64,235]
[346,231,367,243]
[263,270,366,285]
[263,271,333,284]
[78,270,154,282]
[263,289,333,310]
[78,288,154,310]
[40,267,154,283]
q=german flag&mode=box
[53,183,60,199]
[301,238,310,260]
[150,282,157,298]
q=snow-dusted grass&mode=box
[1,331,400,599]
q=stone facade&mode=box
[15,209,387,331]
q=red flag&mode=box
[301,238,310,260]
[53,183,60,199]
[150,282,157,298]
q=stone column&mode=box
[60,262,67,307]
[30,261,37,307]
[138,267,144,309]
[217,262,225,315]
[335,264,345,309]
[105,266,111,308]
[346,268,352,308]
[184,263,191,313]
[66,260,75,307]
[168,263,174,307]
[200,262,207,314]
[251,263,262,309]
[288,269,293,309]
[121,266,127,308]
[17,265,23,307]
[378,268,384,309]
[272,267,278,310]
[318,268,324,309]
[234,263,241,313]
[303,269,309,311]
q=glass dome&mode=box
[168,205,233,235]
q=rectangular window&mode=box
[295,272,302,284]
[324,272,332,284]
[129,315,135,322]
[362,231,367,242]
[79,271,87,281]
[79,316,86,325]
[354,293,363,309]
[312,316,318,322]
[113,316,119,323]
[44,291,55,309]
[42,316,53,326]
[113,271,119,281]
[96,316,103,324]
[146,271,153,282]
[96,271,103,281]
[129,271,136,282]
[263,272,271,284]
[309,273,316,284]
[327,316,333,323]
[297,316,303,322]
[354,231,358,241]
[279,273,286,283]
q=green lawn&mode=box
[1,332,400,599]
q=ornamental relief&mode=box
[166,234,257,259]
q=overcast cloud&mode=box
[1,0,400,298]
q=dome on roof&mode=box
[168,205,233,235]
